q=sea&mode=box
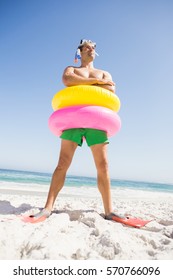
[0,168,173,194]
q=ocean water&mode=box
[0,169,173,194]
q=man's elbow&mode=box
[62,76,72,87]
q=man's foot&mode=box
[29,208,51,219]
[21,208,51,223]
[105,212,126,220]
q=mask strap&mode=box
[74,48,81,63]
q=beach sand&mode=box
[0,185,173,260]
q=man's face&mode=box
[80,43,96,60]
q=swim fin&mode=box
[105,213,151,228]
[21,215,47,223]
[21,209,51,224]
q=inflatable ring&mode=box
[48,105,121,137]
[52,85,120,112]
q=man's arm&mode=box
[94,71,116,93]
[62,66,98,86]
[62,67,115,93]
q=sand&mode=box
[0,184,173,260]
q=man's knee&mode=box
[96,159,109,173]
[56,154,72,171]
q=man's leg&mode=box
[44,139,78,211]
[90,143,113,215]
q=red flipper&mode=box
[20,209,51,223]
[106,214,151,228]
[21,215,47,223]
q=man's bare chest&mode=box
[74,68,103,79]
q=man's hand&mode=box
[94,79,115,86]
[94,79,115,93]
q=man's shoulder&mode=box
[64,65,82,73]
[65,65,80,70]
[102,69,112,79]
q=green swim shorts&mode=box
[60,128,109,147]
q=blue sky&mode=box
[0,0,173,184]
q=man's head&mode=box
[78,39,96,51]
[74,39,98,63]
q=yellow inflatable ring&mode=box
[52,85,120,112]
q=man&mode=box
[32,39,116,220]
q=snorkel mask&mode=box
[74,39,99,63]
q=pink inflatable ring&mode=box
[48,105,121,137]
